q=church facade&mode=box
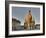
[24,9,35,30]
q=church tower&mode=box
[24,8,35,30]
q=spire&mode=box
[29,8,32,15]
[29,8,31,13]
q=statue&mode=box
[24,9,35,30]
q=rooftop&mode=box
[12,16,21,23]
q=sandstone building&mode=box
[24,9,35,30]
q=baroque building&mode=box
[24,9,35,30]
[12,17,21,31]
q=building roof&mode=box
[12,16,21,23]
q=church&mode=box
[24,9,35,30]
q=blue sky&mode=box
[12,7,40,25]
